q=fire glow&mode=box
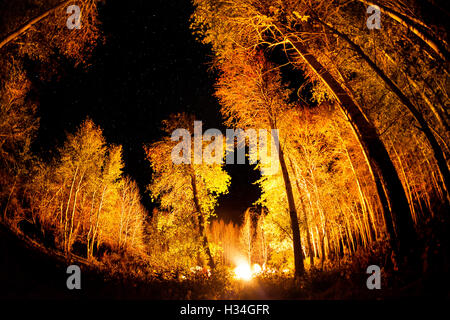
[233,262,262,281]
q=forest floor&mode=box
[0,223,448,300]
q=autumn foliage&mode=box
[0,0,449,296]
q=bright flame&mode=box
[252,263,262,274]
[234,263,252,281]
[233,262,263,280]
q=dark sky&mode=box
[30,0,261,224]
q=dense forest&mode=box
[0,0,449,299]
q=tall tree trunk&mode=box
[259,208,268,268]
[63,166,78,254]
[334,121,376,241]
[313,18,450,203]
[319,227,326,270]
[289,158,314,268]
[357,0,450,62]
[87,188,97,259]
[190,172,215,270]
[271,122,305,277]
[68,170,85,254]
[297,183,314,268]
[403,70,449,132]
[286,39,416,260]
[90,186,105,259]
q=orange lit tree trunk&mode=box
[289,158,314,268]
[86,188,97,259]
[402,69,449,132]
[334,122,377,241]
[190,172,215,270]
[287,39,416,260]
[356,0,449,62]
[63,166,78,254]
[313,18,450,204]
[271,120,305,277]
[296,180,314,268]
[67,171,84,254]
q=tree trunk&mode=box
[402,69,449,132]
[271,123,305,277]
[63,166,78,254]
[86,189,97,259]
[335,122,376,241]
[319,228,326,270]
[297,183,314,268]
[289,158,315,268]
[287,39,416,260]
[357,0,450,62]
[313,18,450,203]
[67,170,85,254]
[190,172,215,270]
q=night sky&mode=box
[30,0,261,224]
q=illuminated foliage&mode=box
[145,113,231,270]
[0,0,103,221]
[215,49,306,276]
[0,0,448,290]
[28,119,147,258]
[192,0,449,268]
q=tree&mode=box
[190,0,442,264]
[255,104,384,270]
[305,5,450,203]
[356,0,449,62]
[215,50,305,277]
[0,62,38,220]
[145,113,230,270]
[28,119,146,258]
[240,208,254,265]
[0,0,102,64]
[285,37,416,259]
[0,0,104,222]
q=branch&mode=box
[0,0,71,50]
